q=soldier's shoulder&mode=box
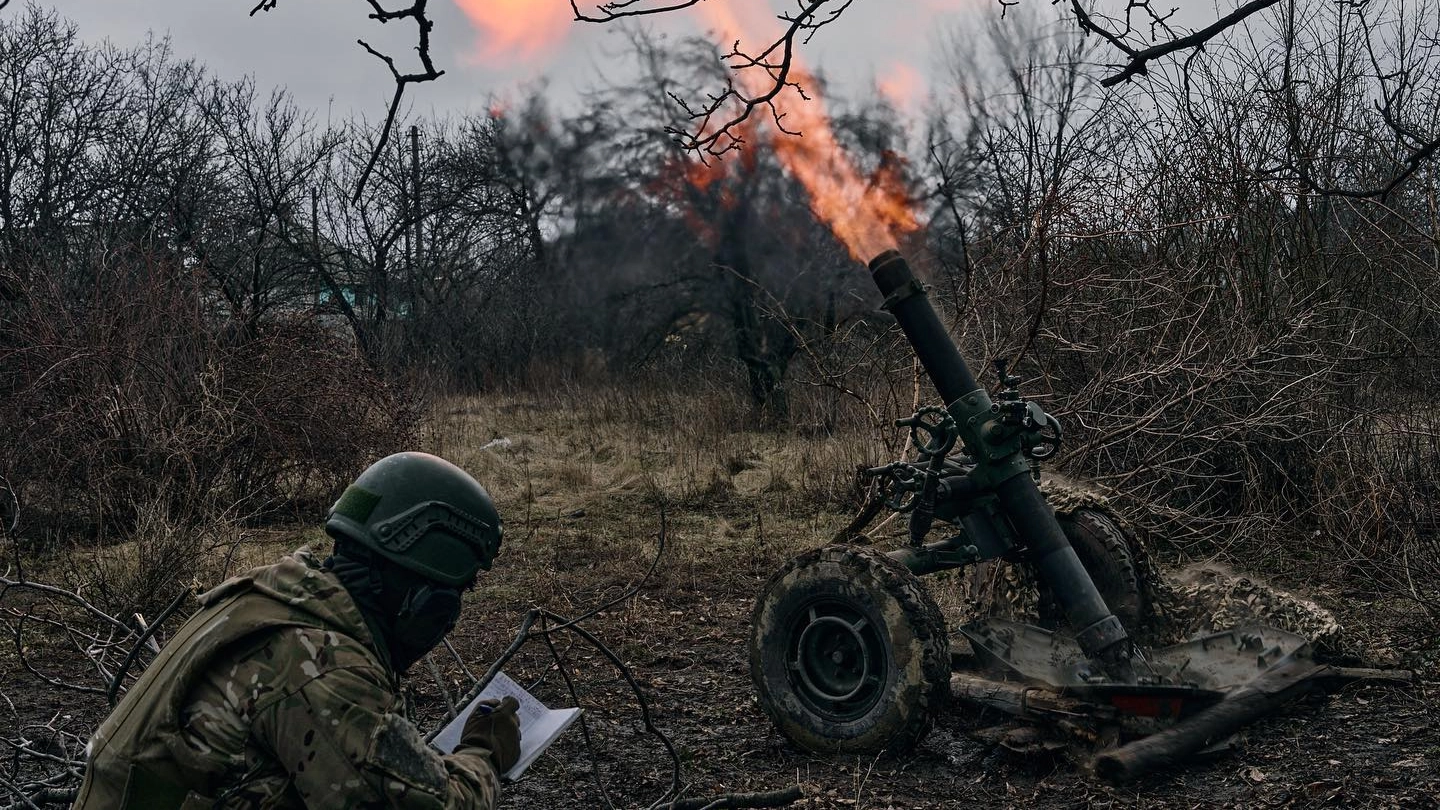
[204,620,386,698]
[268,624,386,681]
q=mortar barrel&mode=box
[869,250,980,402]
[867,250,1129,661]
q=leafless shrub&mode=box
[0,252,420,565]
[1311,411,1440,628]
[0,526,185,809]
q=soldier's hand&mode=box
[460,696,521,775]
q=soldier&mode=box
[74,452,520,809]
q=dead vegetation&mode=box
[0,253,421,616]
[3,382,1438,808]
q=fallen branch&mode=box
[1094,660,1414,781]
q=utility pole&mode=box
[409,125,422,275]
[310,188,320,311]
[401,137,412,281]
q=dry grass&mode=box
[432,383,880,540]
[429,381,1440,655]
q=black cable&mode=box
[539,616,618,810]
[538,609,683,810]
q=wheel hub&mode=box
[788,601,887,720]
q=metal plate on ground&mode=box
[959,618,1314,692]
[1138,626,1313,690]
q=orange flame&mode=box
[651,119,760,247]
[695,4,919,262]
[452,0,572,62]
[650,154,725,246]
[878,61,925,114]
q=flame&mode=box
[694,3,919,262]
[486,92,511,120]
[878,62,925,114]
[651,155,725,246]
[766,70,919,261]
[452,0,572,62]
[675,154,727,193]
[652,119,760,246]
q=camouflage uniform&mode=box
[74,548,502,810]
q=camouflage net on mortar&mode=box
[957,475,1345,654]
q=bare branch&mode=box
[1,477,20,581]
[1288,1,1440,198]
[0,578,132,634]
[250,1,444,200]
[1066,0,1285,87]
[0,773,44,810]
[570,0,706,20]
[579,0,1295,154]
[576,0,847,158]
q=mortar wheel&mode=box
[1038,507,1144,631]
[748,545,949,756]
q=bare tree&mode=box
[0,9,132,265]
[528,31,911,422]
[190,81,344,334]
[917,3,1440,598]
[247,0,443,199]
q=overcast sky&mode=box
[45,1,988,126]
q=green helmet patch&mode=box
[326,452,502,587]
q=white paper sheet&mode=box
[431,671,582,781]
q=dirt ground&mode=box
[3,391,1437,808]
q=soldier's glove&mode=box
[460,696,521,775]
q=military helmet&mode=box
[325,452,502,588]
